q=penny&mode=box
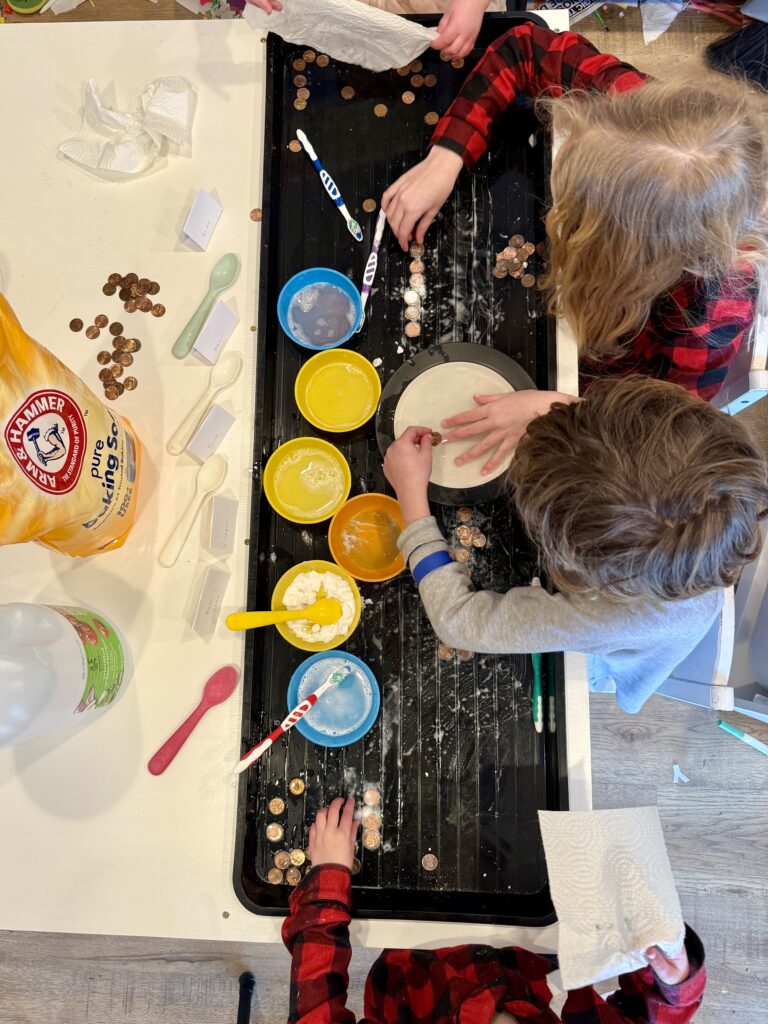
[289,848,306,867]
[425,112,439,126]
[456,525,471,542]
[424,73,437,87]
[292,57,306,71]
[104,384,120,401]
[340,86,355,100]
[493,266,508,279]
[363,830,381,850]
[266,823,284,843]
[123,376,137,391]
[294,98,307,111]
[510,267,525,280]
[130,284,142,298]
[440,51,452,62]
[124,299,138,313]
[351,857,362,875]
[149,282,160,295]
[124,272,138,286]
[363,788,381,806]
[250,208,263,222]
[119,288,132,301]
[110,364,124,379]
[151,304,166,317]
[362,198,377,213]
[409,273,425,288]
[422,853,438,871]
[404,322,421,339]
[289,777,305,796]
[293,74,307,87]
[116,352,133,367]
[362,813,381,831]
[403,289,420,306]
[108,322,123,336]
[451,57,464,69]
[410,242,424,257]
[438,643,454,661]
[521,274,536,288]
[85,326,100,340]
[396,66,410,76]
[409,259,424,274]
[404,305,421,322]
[96,351,111,365]
[138,277,152,293]
[102,283,116,296]
[285,867,302,886]
[316,54,329,67]
[457,649,473,661]
[472,533,487,547]
[520,242,535,257]
[267,868,284,885]
[296,87,310,101]
[510,233,525,248]
[288,139,302,152]
[454,547,470,563]
[274,850,291,870]
[501,246,517,261]
[108,273,122,286]
[268,797,285,816]
[69,318,83,332]
[373,103,388,118]
[431,430,443,446]
[94,314,108,328]
[401,91,415,105]
[98,367,115,382]
[112,336,126,350]
[457,507,473,522]
[410,74,424,88]
[124,338,141,353]
[303,49,316,63]
[409,59,422,73]
[508,258,522,271]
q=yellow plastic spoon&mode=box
[226,598,342,632]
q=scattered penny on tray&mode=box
[266,823,284,843]
[294,98,307,111]
[457,649,473,661]
[102,283,116,296]
[99,367,114,383]
[510,233,525,247]
[401,91,415,105]
[438,644,454,661]
[124,299,138,313]
[96,350,111,365]
[409,273,425,288]
[267,868,284,885]
[521,274,536,288]
[292,57,306,71]
[268,797,285,816]
[373,103,388,118]
[293,74,307,88]
[409,259,424,274]
[457,507,473,522]
[289,849,306,867]
[410,242,425,257]
[362,198,377,213]
[340,85,355,100]
[124,338,141,352]
[303,50,316,63]
[424,73,437,87]
[104,384,120,401]
[351,857,362,875]
[405,322,421,338]
[94,314,109,328]
[472,533,487,547]
[363,830,381,850]
[274,850,291,870]
[288,139,302,152]
[316,54,329,67]
[362,813,381,831]
[454,547,470,563]
[286,867,302,886]
[396,66,409,76]
[108,272,122,286]
[409,59,422,73]
[451,57,465,68]
[424,112,439,126]
[110,364,123,379]
[289,777,305,796]
[69,318,83,332]
[404,305,421,322]
[410,74,424,88]
[422,853,438,871]
[109,322,124,336]
[363,788,381,806]
[296,87,310,101]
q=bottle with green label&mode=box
[0,603,130,747]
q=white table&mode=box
[0,12,589,951]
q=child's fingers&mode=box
[398,425,432,445]
[481,438,515,475]
[327,796,346,826]
[454,432,504,466]
[473,393,505,406]
[314,806,329,831]
[414,209,438,246]
[441,406,488,429]
[340,797,357,838]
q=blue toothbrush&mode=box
[296,130,363,243]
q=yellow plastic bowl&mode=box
[263,437,351,524]
[295,349,382,433]
[328,493,405,583]
[271,559,362,652]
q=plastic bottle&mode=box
[0,603,130,747]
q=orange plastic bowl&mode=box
[328,494,405,583]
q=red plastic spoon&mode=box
[148,665,240,776]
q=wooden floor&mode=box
[3,4,768,1023]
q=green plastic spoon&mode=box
[172,252,241,360]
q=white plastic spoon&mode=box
[166,352,243,456]
[158,455,228,568]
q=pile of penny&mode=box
[290,49,330,112]
[265,778,313,886]
[70,316,142,402]
[361,786,383,854]
[392,59,440,123]
[402,241,426,343]
[493,234,537,287]
[101,271,164,316]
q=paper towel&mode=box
[538,807,685,991]
[58,77,196,177]
[242,0,437,73]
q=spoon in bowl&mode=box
[226,597,342,632]
[172,253,241,360]
[167,352,243,456]
[158,455,228,568]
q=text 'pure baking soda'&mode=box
[0,294,142,556]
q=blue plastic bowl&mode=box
[287,651,380,749]
[277,268,363,351]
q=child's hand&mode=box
[309,798,359,870]
[246,0,284,13]
[431,0,488,58]
[645,944,690,986]
[383,426,433,524]
[382,147,463,251]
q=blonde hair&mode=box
[537,66,768,360]
[509,377,768,602]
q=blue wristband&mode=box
[412,550,453,586]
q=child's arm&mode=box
[561,930,706,1024]
[281,798,360,1024]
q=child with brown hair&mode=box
[383,21,768,401]
[283,797,706,1024]
[384,377,768,713]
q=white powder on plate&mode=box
[282,570,355,643]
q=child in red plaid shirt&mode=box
[283,799,706,1024]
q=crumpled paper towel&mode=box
[539,807,685,991]
[242,0,437,73]
[58,77,196,177]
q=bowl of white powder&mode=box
[271,559,361,651]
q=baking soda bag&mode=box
[0,293,142,556]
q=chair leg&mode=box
[237,972,255,1024]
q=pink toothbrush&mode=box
[148,666,240,776]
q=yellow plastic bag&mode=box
[0,294,142,556]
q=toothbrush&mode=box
[295,130,363,242]
[358,209,387,328]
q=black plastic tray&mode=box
[234,12,568,925]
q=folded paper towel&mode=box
[539,807,685,991]
[58,78,196,177]
[242,0,437,73]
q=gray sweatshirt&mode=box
[399,517,723,714]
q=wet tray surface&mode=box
[235,13,568,924]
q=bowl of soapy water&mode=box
[287,651,380,748]
[272,559,362,652]
[278,268,363,351]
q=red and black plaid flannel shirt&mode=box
[282,865,706,1024]
[430,22,755,401]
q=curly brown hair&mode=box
[509,377,768,601]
